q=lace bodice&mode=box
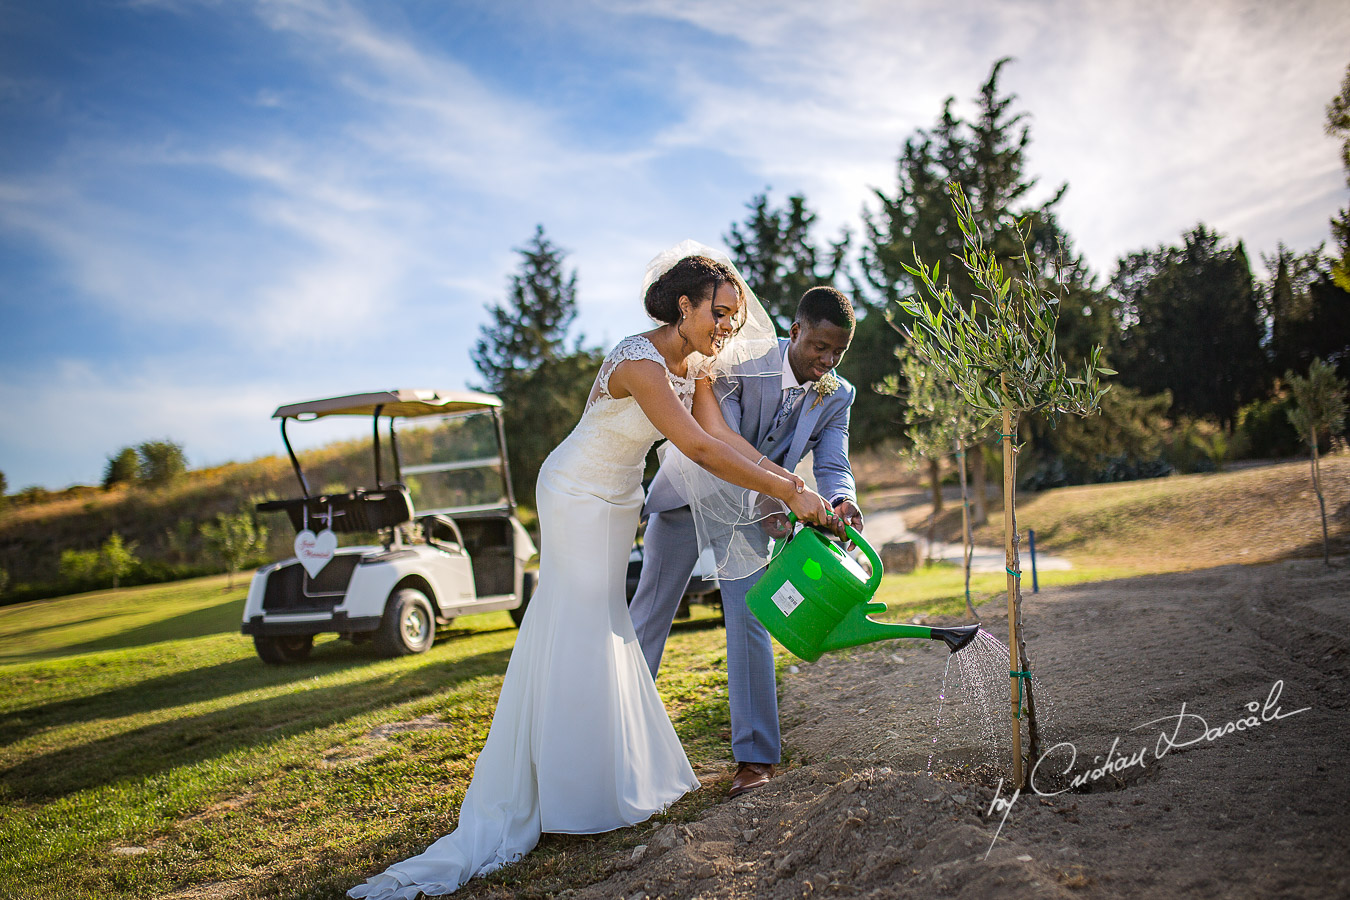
[539,335,693,502]
[591,334,694,407]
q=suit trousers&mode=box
[629,506,781,765]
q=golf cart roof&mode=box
[273,390,502,420]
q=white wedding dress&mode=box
[349,335,701,900]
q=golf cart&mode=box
[241,389,536,664]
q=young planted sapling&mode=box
[895,182,1111,787]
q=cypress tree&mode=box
[472,226,601,502]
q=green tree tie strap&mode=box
[1010,669,1033,719]
[1005,567,1020,577]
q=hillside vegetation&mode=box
[0,438,377,601]
[916,455,1350,573]
[5,435,1345,605]
[1,409,526,605]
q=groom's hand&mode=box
[833,499,863,534]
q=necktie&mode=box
[772,386,806,432]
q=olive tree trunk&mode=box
[1311,426,1330,565]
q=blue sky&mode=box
[2,0,1348,490]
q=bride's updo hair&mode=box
[644,255,741,324]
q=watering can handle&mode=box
[783,513,885,593]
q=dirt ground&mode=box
[571,556,1350,899]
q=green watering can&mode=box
[746,515,980,662]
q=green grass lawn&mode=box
[0,540,1183,898]
[0,576,758,899]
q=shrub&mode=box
[1231,394,1301,459]
[1164,419,1227,474]
[1019,452,1173,491]
[164,518,198,564]
[100,533,138,588]
[137,440,188,488]
[1023,386,1172,487]
[59,549,101,585]
[1093,454,1174,482]
[200,512,269,588]
[1019,455,1072,491]
[57,534,140,590]
[103,447,140,489]
[14,486,52,507]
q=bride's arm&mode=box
[690,378,797,482]
[609,361,830,522]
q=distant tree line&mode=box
[473,58,1350,499]
[1,439,188,511]
[40,511,269,597]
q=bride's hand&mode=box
[786,485,833,530]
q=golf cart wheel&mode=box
[509,572,537,627]
[374,588,436,657]
[254,634,314,664]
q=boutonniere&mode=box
[809,371,840,410]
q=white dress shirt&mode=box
[780,356,813,406]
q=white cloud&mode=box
[0,355,461,489]
[609,0,1350,276]
[0,159,409,350]
[4,0,1350,488]
[0,360,290,488]
[252,88,285,108]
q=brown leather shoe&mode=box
[728,762,775,798]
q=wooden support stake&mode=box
[1001,379,1023,787]
[1311,425,1330,566]
[958,439,976,619]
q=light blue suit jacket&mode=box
[645,338,856,516]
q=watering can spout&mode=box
[816,603,916,654]
[818,605,982,655]
[929,624,981,653]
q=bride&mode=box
[348,241,832,899]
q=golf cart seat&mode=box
[257,486,414,534]
[453,515,518,597]
[419,513,466,550]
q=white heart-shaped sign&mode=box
[294,528,337,578]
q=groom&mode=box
[630,285,862,798]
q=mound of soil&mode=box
[574,557,1350,899]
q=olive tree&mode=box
[1286,358,1347,565]
[896,183,1110,787]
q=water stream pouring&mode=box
[746,515,980,662]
